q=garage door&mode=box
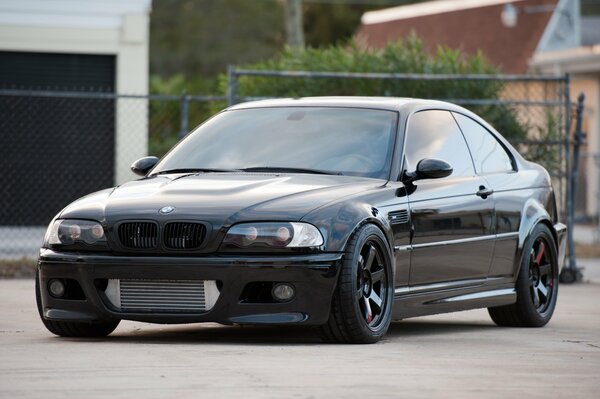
[0,51,116,225]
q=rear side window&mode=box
[452,113,514,174]
[404,110,475,178]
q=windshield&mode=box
[153,106,398,179]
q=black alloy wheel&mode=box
[528,237,555,315]
[356,241,388,329]
[488,224,559,327]
[319,224,393,344]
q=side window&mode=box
[452,113,514,174]
[404,110,474,178]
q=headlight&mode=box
[222,222,323,249]
[44,219,107,248]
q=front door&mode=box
[404,110,495,286]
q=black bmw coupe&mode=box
[37,97,566,343]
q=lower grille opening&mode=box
[239,282,276,303]
[101,279,220,313]
[64,279,86,300]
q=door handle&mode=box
[476,185,494,199]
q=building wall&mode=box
[0,0,151,185]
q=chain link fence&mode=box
[0,70,578,264]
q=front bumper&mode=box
[38,249,342,326]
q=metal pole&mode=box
[179,92,189,138]
[561,90,586,283]
[564,74,573,256]
[232,68,566,82]
[227,65,237,106]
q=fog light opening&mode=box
[272,283,295,302]
[48,279,66,298]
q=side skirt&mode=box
[392,279,516,320]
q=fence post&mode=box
[179,92,189,138]
[563,75,574,263]
[561,91,586,283]
[227,65,237,106]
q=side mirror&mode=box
[131,156,159,176]
[403,158,453,183]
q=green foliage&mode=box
[514,110,562,172]
[150,0,285,78]
[303,2,385,47]
[221,35,527,140]
[148,74,225,156]
[149,0,429,78]
[0,258,36,278]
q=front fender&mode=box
[302,200,394,253]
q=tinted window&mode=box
[404,110,474,178]
[154,107,398,179]
[453,113,514,174]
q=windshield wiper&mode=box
[150,168,239,176]
[240,166,343,176]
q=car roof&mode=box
[228,96,460,113]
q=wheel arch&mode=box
[515,198,557,276]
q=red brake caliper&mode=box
[535,242,545,265]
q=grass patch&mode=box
[0,258,37,278]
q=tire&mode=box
[319,224,394,344]
[36,271,120,337]
[488,224,559,327]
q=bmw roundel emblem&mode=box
[159,206,175,215]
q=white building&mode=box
[0,0,152,186]
[0,0,152,258]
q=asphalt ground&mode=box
[1,259,599,399]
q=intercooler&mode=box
[104,279,220,313]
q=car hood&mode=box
[59,173,384,226]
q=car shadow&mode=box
[105,324,322,346]
[59,319,497,345]
[386,319,496,338]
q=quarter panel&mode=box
[484,168,552,278]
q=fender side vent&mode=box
[389,210,409,225]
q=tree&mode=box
[150,0,286,79]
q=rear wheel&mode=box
[36,271,120,337]
[319,224,393,344]
[488,224,558,327]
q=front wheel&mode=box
[319,224,394,344]
[488,224,559,327]
[36,271,120,337]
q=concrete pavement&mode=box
[1,269,599,399]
